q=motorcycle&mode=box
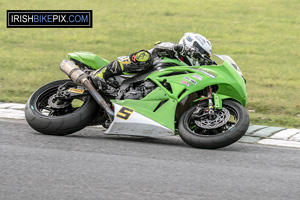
[25,51,249,149]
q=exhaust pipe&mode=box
[60,59,88,84]
[60,60,114,121]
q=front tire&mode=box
[25,79,99,136]
[178,100,249,149]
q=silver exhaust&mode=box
[60,60,114,121]
[60,60,88,84]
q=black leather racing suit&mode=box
[91,41,200,88]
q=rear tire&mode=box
[25,79,99,136]
[178,100,249,149]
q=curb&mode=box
[240,125,300,148]
[1,102,300,148]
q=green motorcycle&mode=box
[25,52,249,149]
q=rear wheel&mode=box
[25,79,99,135]
[178,100,249,149]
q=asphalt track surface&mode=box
[1,119,299,200]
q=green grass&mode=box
[1,0,300,128]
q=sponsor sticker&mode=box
[186,35,193,42]
[180,80,190,87]
[197,68,218,79]
[184,76,197,85]
[122,56,131,65]
[68,88,84,94]
[192,74,203,81]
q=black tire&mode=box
[25,79,99,136]
[178,100,249,149]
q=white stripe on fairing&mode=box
[105,103,174,137]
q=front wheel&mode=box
[178,100,249,149]
[25,79,99,136]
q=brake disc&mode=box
[195,107,230,129]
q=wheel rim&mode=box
[187,104,240,136]
[34,84,88,117]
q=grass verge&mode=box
[0,0,299,128]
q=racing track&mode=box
[1,119,300,200]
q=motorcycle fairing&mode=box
[104,103,174,137]
[111,58,247,132]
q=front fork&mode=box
[208,98,214,119]
[193,86,221,118]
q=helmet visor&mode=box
[193,41,210,58]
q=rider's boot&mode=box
[90,60,124,90]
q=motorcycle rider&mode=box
[91,32,213,90]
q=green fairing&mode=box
[113,57,247,132]
[66,53,247,132]
[67,52,110,69]
[113,88,178,131]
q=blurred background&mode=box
[1,0,299,127]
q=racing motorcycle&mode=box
[25,51,249,149]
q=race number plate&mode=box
[116,107,134,120]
